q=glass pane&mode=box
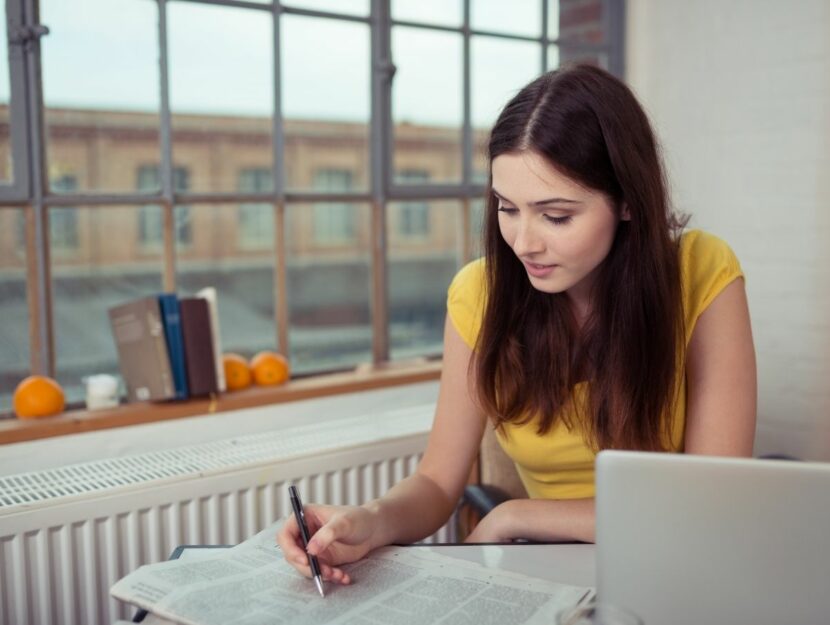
[51,206,164,404]
[176,204,277,359]
[0,208,28,416]
[472,0,541,37]
[392,28,462,185]
[557,0,606,44]
[471,37,541,179]
[392,0,462,27]
[469,198,486,260]
[238,168,275,251]
[548,44,560,70]
[388,200,459,360]
[282,0,369,16]
[168,3,273,194]
[41,0,160,194]
[0,1,12,184]
[285,203,371,373]
[548,0,560,39]
[282,15,370,192]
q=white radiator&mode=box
[0,404,453,625]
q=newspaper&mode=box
[111,524,595,625]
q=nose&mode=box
[511,216,545,257]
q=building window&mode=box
[238,168,274,250]
[50,175,79,253]
[313,168,355,244]
[136,165,191,248]
[396,170,431,238]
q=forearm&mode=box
[468,498,596,544]
[363,471,459,548]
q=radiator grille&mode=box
[0,403,453,625]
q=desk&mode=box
[132,543,596,624]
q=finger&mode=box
[277,520,312,562]
[321,563,351,585]
[307,516,350,556]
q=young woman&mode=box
[277,64,756,585]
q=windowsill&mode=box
[0,359,442,446]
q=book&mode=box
[179,297,219,397]
[196,287,227,393]
[108,297,176,402]
[158,293,189,400]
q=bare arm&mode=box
[683,278,757,456]
[364,316,487,547]
[278,316,486,580]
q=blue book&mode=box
[158,293,189,400]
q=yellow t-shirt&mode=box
[447,230,743,500]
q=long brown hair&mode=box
[476,65,686,451]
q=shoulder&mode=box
[447,258,486,350]
[678,229,744,337]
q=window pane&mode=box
[472,0,541,37]
[282,0,369,16]
[238,168,275,251]
[471,37,541,178]
[0,1,12,184]
[282,16,369,193]
[286,203,371,373]
[388,200,460,360]
[548,45,560,70]
[392,28,462,185]
[392,0,462,27]
[41,0,160,194]
[52,206,164,404]
[176,204,277,359]
[557,0,606,44]
[469,198,486,260]
[168,3,273,194]
[0,208,28,416]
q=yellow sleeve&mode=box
[446,259,487,350]
[680,230,744,339]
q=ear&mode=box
[620,203,631,221]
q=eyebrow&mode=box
[492,188,582,208]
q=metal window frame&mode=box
[4,0,625,380]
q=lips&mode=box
[522,260,557,278]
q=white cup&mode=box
[84,374,120,410]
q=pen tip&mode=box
[315,576,325,598]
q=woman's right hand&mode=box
[276,503,381,585]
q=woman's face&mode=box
[492,150,626,311]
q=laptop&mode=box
[595,450,830,625]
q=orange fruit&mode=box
[249,351,290,386]
[223,353,253,392]
[13,375,66,419]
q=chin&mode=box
[526,275,568,295]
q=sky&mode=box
[0,0,556,129]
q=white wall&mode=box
[626,0,830,460]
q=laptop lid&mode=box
[596,450,830,625]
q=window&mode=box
[1,0,624,414]
[136,165,191,248]
[50,175,79,253]
[238,168,274,250]
[396,170,430,238]
[312,168,356,244]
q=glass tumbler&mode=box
[557,602,643,625]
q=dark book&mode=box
[179,297,219,397]
[108,296,176,402]
[158,293,189,400]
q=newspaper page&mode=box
[112,524,594,625]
